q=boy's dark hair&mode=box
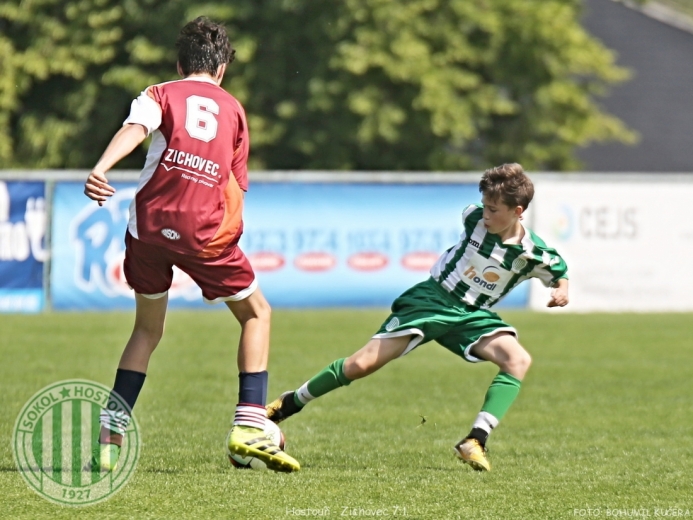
[176,17,235,77]
[479,163,534,210]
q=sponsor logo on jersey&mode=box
[463,265,498,291]
[248,252,285,272]
[468,239,481,248]
[401,251,438,271]
[161,228,180,240]
[460,252,514,296]
[347,252,388,271]
[385,317,400,331]
[294,252,337,272]
[163,148,220,178]
[481,266,501,282]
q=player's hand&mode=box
[547,287,569,308]
[84,171,116,206]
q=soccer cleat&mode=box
[226,425,300,472]
[84,443,121,473]
[266,391,302,424]
[454,438,491,472]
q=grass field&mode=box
[1,310,692,519]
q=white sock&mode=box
[295,382,315,406]
[99,409,131,436]
[472,411,499,434]
[233,404,266,429]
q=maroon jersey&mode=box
[125,77,249,257]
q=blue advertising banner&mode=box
[52,182,207,310]
[50,181,528,310]
[243,183,528,308]
[0,181,46,312]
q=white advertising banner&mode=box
[529,179,693,312]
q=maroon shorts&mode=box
[123,232,257,303]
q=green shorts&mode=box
[373,278,517,363]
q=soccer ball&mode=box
[227,419,286,470]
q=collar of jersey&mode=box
[182,76,218,86]
[494,220,532,251]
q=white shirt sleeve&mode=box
[123,89,162,135]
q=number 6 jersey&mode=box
[123,76,250,257]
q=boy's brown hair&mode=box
[479,163,534,210]
[176,17,235,77]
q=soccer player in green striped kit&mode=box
[268,163,569,471]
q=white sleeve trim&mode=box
[123,90,162,136]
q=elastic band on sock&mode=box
[99,409,131,436]
[233,404,267,429]
[472,411,499,433]
[295,382,314,406]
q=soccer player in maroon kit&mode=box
[83,16,300,473]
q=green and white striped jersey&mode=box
[430,204,568,309]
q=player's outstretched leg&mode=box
[266,358,353,423]
[267,338,409,424]
[226,405,300,472]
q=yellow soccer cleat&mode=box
[226,425,300,473]
[84,443,121,473]
[454,438,491,472]
[266,391,302,424]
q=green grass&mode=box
[1,310,692,519]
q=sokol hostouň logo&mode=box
[12,380,141,506]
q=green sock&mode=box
[293,358,352,407]
[480,372,522,421]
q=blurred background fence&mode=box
[2,171,692,313]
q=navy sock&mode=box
[108,368,146,411]
[238,371,268,406]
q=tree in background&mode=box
[0,0,636,171]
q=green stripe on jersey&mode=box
[433,203,568,309]
[439,205,483,281]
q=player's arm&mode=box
[547,277,569,308]
[84,123,148,206]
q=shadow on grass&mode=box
[140,467,179,474]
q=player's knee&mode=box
[505,347,532,378]
[344,356,375,380]
[132,323,164,349]
[232,293,272,325]
[254,298,271,322]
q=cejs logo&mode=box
[552,206,573,242]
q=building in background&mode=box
[578,0,693,172]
